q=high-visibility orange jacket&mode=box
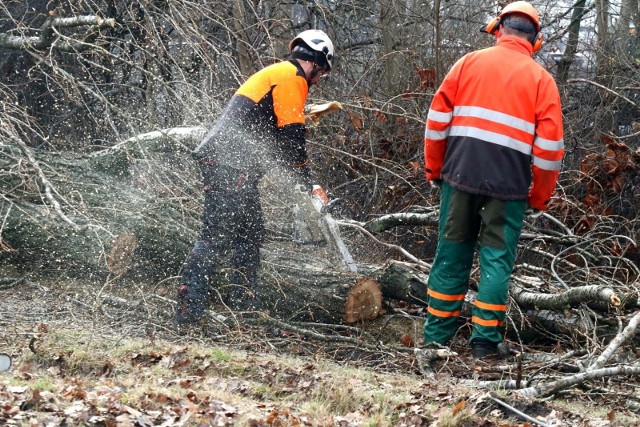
[194,60,311,184]
[424,35,564,210]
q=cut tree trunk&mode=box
[254,245,427,323]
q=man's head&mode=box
[289,29,335,84]
[485,1,542,51]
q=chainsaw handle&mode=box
[311,185,329,205]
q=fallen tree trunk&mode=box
[1,128,206,278]
[256,246,428,323]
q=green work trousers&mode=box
[423,181,526,346]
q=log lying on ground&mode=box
[1,127,429,324]
[255,246,428,323]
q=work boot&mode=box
[175,284,206,326]
[471,338,510,360]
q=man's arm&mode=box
[424,57,464,181]
[273,73,313,188]
[529,75,564,211]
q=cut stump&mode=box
[343,278,383,323]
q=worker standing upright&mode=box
[423,1,564,358]
[176,30,335,325]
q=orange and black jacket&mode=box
[194,59,311,185]
[424,35,564,210]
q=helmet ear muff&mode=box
[532,31,543,52]
[485,16,501,35]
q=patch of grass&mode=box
[435,410,476,427]
[209,347,233,362]
[295,363,417,423]
[32,378,55,392]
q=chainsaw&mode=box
[293,185,358,273]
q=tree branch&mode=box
[0,15,115,51]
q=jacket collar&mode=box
[496,35,533,57]
[289,58,309,80]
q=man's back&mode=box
[194,60,309,173]
[425,35,563,207]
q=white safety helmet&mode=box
[289,29,335,71]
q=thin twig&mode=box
[487,393,550,427]
[567,78,637,107]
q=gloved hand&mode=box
[311,185,329,205]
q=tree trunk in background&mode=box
[557,0,586,84]
[233,0,253,76]
[595,0,611,79]
[379,0,402,97]
[433,0,441,83]
[616,0,638,59]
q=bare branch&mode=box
[0,15,115,51]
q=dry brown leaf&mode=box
[451,399,466,415]
[346,110,364,131]
[582,194,601,208]
[575,215,596,234]
[602,158,620,175]
[414,66,437,91]
[400,334,415,348]
[373,110,387,123]
[610,174,625,193]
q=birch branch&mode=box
[517,364,640,398]
[0,15,116,51]
[365,211,439,234]
[510,282,623,310]
[589,310,640,370]
[104,126,207,153]
[11,137,82,231]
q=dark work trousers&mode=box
[177,163,265,322]
[423,181,526,346]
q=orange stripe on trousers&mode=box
[472,316,504,327]
[428,306,461,318]
[428,289,466,301]
[474,300,507,312]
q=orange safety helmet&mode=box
[485,1,543,52]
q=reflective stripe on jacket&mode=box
[424,35,564,210]
[194,60,310,180]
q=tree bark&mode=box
[557,0,587,84]
[257,247,426,323]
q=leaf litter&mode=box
[0,277,638,426]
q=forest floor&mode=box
[1,271,640,426]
